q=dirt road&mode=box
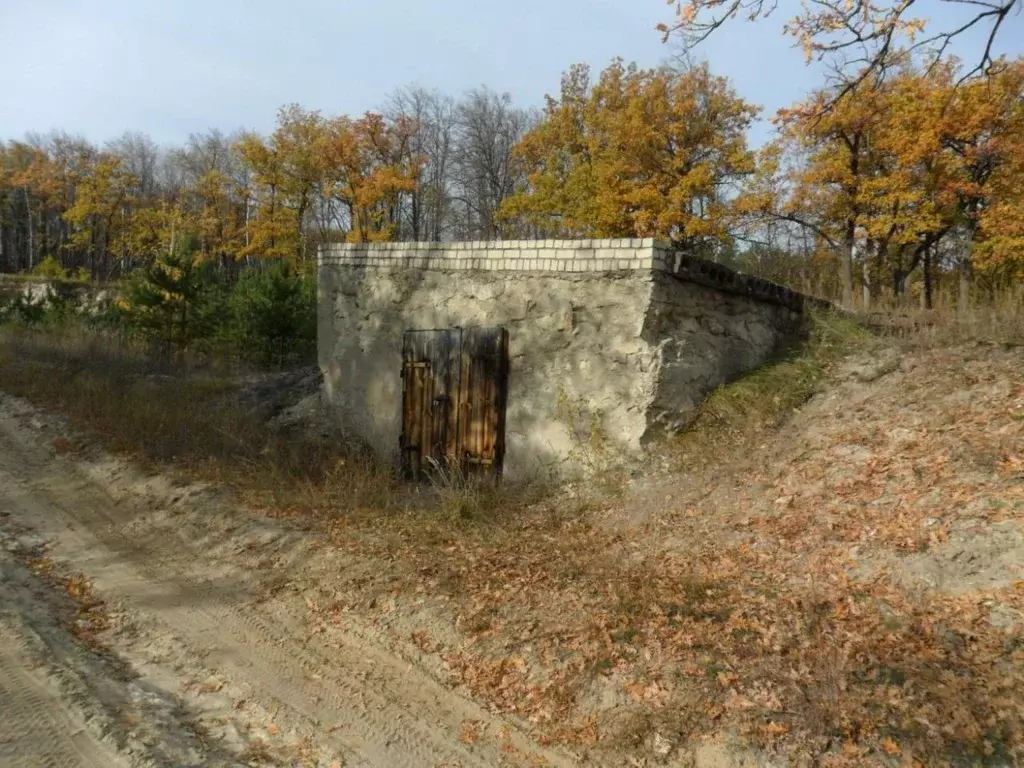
[0,394,573,768]
[0,545,131,768]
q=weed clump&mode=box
[663,310,873,469]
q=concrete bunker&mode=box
[318,239,816,479]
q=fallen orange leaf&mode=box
[881,736,901,756]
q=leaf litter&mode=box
[312,342,1024,765]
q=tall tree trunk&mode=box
[891,268,902,300]
[268,186,277,252]
[921,246,933,310]
[24,190,35,272]
[297,197,308,261]
[411,191,421,241]
[890,243,903,300]
[58,214,65,269]
[840,131,861,309]
[858,238,871,309]
[958,256,972,312]
[842,218,855,308]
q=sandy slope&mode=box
[0,547,129,768]
[0,393,572,768]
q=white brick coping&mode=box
[319,239,664,272]
[321,238,664,254]
[318,239,827,312]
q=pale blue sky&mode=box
[2,0,1022,147]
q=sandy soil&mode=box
[0,545,131,768]
[0,393,574,768]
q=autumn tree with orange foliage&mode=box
[236,105,421,261]
[662,0,1023,307]
[940,61,1024,296]
[235,122,305,262]
[0,103,426,276]
[745,56,1024,308]
[320,112,422,243]
[2,142,63,272]
[501,60,758,256]
[62,152,137,277]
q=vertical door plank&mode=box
[425,328,461,472]
[460,327,509,480]
[402,330,440,480]
[443,329,463,467]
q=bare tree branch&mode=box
[666,0,1021,113]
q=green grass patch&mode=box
[662,310,874,470]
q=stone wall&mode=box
[642,271,802,438]
[318,239,814,478]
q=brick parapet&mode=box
[318,239,825,311]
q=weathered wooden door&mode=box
[401,328,462,479]
[400,327,509,481]
[456,326,509,479]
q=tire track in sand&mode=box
[0,400,575,768]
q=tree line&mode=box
[0,86,538,277]
[1,53,1022,309]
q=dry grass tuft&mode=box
[0,325,397,514]
[0,324,544,529]
[863,292,1024,349]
